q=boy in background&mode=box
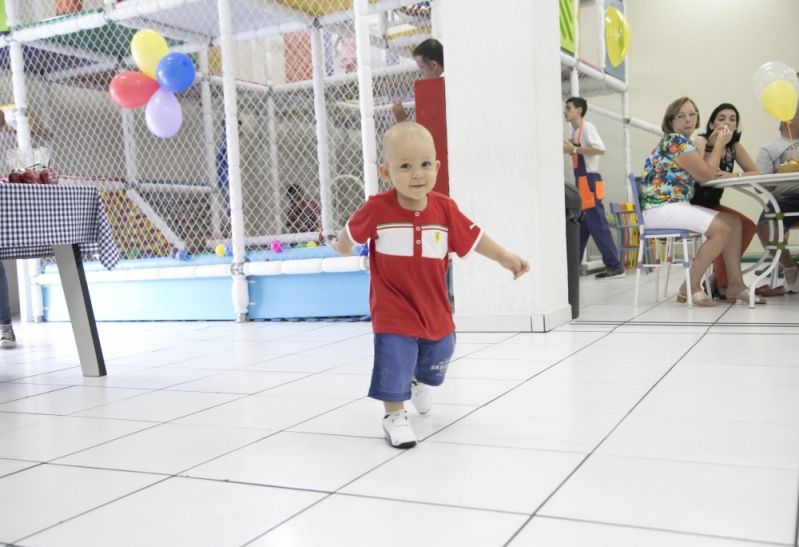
[563,96,624,279]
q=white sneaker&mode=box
[411,379,432,415]
[382,410,417,449]
[784,266,799,293]
[0,323,16,349]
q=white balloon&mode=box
[752,61,799,98]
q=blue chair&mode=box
[628,174,707,307]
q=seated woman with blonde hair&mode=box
[640,96,764,306]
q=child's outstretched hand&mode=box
[500,252,530,280]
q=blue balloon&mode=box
[155,52,196,93]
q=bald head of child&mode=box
[382,122,436,163]
[380,122,440,210]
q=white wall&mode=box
[444,0,571,331]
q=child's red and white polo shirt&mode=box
[346,189,482,339]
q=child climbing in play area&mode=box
[330,122,529,449]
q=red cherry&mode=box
[22,169,40,184]
[39,167,57,184]
[8,170,23,183]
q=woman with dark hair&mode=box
[640,97,763,306]
[690,103,759,297]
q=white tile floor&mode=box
[1,272,798,546]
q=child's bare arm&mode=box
[328,229,354,256]
[475,234,530,280]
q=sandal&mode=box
[725,289,767,305]
[676,290,716,307]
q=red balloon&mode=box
[109,71,159,109]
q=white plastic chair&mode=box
[629,175,708,307]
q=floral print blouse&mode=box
[641,133,696,209]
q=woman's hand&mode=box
[714,170,735,179]
[715,124,733,147]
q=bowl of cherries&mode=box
[6,164,57,185]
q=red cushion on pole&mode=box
[414,77,449,196]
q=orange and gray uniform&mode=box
[570,122,621,271]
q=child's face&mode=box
[380,135,440,210]
[563,102,581,123]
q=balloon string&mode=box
[789,124,798,160]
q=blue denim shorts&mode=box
[368,333,456,402]
[758,194,799,229]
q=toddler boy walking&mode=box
[331,122,529,448]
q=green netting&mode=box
[43,21,183,59]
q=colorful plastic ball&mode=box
[305,241,317,248]
[214,243,226,257]
[270,240,284,253]
[175,249,190,261]
[295,242,306,248]
[359,244,369,256]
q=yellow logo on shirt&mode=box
[434,232,441,244]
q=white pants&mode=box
[643,201,719,235]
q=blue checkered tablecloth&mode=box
[0,182,120,269]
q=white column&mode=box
[430,0,444,40]
[8,9,44,322]
[120,108,139,186]
[217,0,249,321]
[444,0,570,332]
[570,66,579,97]
[310,24,333,234]
[266,94,283,233]
[199,50,223,238]
[354,0,379,198]
[596,0,606,71]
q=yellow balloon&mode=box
[605,6,630,68]
[761,80,799,121]
[131,29,168,79]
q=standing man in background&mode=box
[0,263,14,349]
[563,96,624,279]
[1,111,16,348]
[392,38,444,123]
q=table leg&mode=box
[53,244,106,377]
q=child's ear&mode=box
[378,163,391,182]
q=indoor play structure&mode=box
[2,0,646,321]
[1,0,434,321]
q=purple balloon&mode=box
[145,89,182,138]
